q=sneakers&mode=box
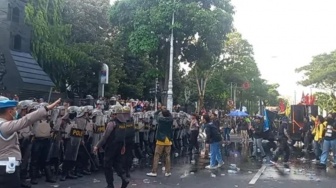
[146,172,171,177]
[217,162,224,168]
[205,165,217,170]
[146,172,157,177]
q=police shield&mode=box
[92,111,105,152]
[50,108,59,126]
[63,120,82,161]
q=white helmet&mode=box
[68,106,79,114]
[76,106,89,117]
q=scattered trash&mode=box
[230,164,237,168]
[315,178,321,182]
[235,185,239,188]
[190,172,195,175]
[221,173,226,176]
[175,153,179,157]
[248,171,252,174]
[228,170,237,174]
[177,183,180,186]
[131,184,137,186]
[133,158,139,165]
[180,171,189,178]
[162,167,165,171]
[143,179,150,184]
[51,185,59,188]
[158,161,162,165]
[93,179,100,183]
[191,160,196,164]
[211,173,216,177]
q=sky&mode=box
[109,0,336,102]
[231,0,336,102]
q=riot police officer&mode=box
[48,105,66,178]
[60,106,81,181]
[75,106,91,177]
[17,100,35,188]
[30,102,57,184]
[94,105,130,188]
[0,97,60,188]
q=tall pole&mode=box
[233,86,236,110]
[294,90,296,105]
[230,82,233,99]
[101,84,105,97]
[155,78,158,111]
[167,0,175,112]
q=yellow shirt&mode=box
[156,137,172,146]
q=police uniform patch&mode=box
[94,126,106,133]
[70,128,84,137]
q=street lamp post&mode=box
[167,0,175,112]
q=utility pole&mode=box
[155,78,158,111]
[167,0,175,112]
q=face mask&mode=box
[10,110,18,120]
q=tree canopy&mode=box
[296,50,336,91]
[23,0,280,110]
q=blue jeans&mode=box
[223,128,231,141]
[320,139,336,165]
[313,140,322,160]
[210,142,223,167]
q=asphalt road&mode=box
[31,157,336,188]
[31,135,336,188]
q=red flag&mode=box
[305,94,310,105]
[310,95,315,105]
[279,99,286,112]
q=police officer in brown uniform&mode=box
[0,96,60,188]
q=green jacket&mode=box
[155,111,173,142]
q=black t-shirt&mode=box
[253,122,263,138]
[324,122,336,140]
[278,122,288,138]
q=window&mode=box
[7,4,12,20]
[14,35,22,51]
[12,7,20,23]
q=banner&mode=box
[263,109,270,132]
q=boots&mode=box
[20,180,31,188]
[120,174,130,188]
[45,166,57,183]
[104,168,115,188]
[30,166,39,185]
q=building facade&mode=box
[0,0,54,99]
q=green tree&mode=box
[296,50,336,91]
[110,0,234,104]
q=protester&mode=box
[147,109,173,177]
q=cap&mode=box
[0,96,18,109]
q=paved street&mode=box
[31,157,336,188]
[31,135,336,188]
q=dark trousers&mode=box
[104,142,128,188]
[30,138,52,182]
[223,128,231,141]
[123,142,134,175]
[0,166,20,188]
[272,138,290,162]
[188,130,199,156]
[76,144,90,172]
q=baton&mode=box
[82,142,98,170]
